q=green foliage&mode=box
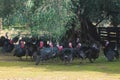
[71,0,120,26]
[30,0,72,40]
[1,0,120,41]
[1,0,73,41]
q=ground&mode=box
[0,30,120,80]
[0,52,120,80]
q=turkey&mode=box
[103,40,119,61]
[13,40,26,59]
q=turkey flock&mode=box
[0,32,119,65]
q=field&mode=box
[0,52,120,80]
[0,30,120,80]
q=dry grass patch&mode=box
[0,54,120,80]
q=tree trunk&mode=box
[80,17,100,42]
[61,16,100,44]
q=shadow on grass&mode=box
[0,54,120,74]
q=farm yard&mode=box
[0,30,119,80]
[0,0,120,80]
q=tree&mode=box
[1,0,120,43]
[62,0,120,43]
[0,0,73,41]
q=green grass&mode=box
[0,53,120,80]
[1,30,119,79]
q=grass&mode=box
[0,52,120,80]
[0,30,120,80]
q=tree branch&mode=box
[95,15,109,27]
